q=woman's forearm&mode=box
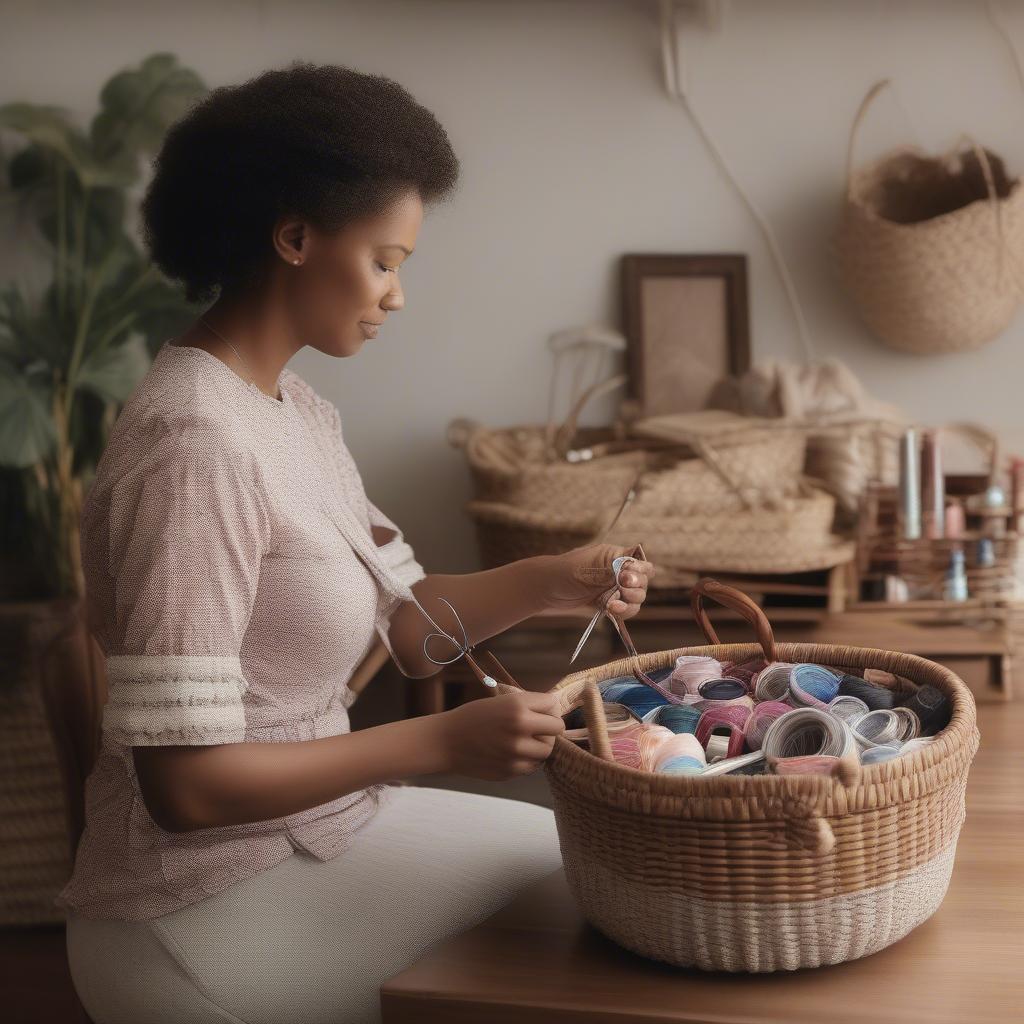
[382,555,560,678]
[133,712,452,833]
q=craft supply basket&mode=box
[541,579,979,972]
[834,79,1024,355]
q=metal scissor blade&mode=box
[569,605,605,664]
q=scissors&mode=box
[418,596,525,692]
[568,466,646,665]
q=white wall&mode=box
[4,0,1024,571]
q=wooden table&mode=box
[381,700,1024,1023]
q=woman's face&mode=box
[281,189,423,358]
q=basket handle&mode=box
[548,372,629,457]
[845,78,892,199]
[580,680,614,762]
[938,422,1002,484]
[690,578,778,663]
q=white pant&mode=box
[66,785,562,1024]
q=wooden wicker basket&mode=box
[541,579,980,972]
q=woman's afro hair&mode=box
[140,62,460,303]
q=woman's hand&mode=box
[437,690,566,780]
[540,543,656,619]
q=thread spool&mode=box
[899,684,952,735]
[564,701,639,743]
[644,703,702,734]
[827,694,869,727]
[669,655,723,696]
[852,709,904,749]
[697,677,747,701]
[860,744,903,765]
[762,707,855,759]
[752,662,796,702]
[600,680,670,718]
[743,701,791,750]
[789,664,841,709]
[837,674,895,710]
[891,706,921,742]
[695,705,749,761]
[653,732,707,775]
[646,665,675,685]
[637,724,676,770]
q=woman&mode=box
[60,62,655,1024]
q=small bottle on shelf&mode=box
[943,548,969,602]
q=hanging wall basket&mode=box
[835,79,1024,355]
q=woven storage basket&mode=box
[468,477,851,586]
[542,579,980,972]
[835,79,1024,355]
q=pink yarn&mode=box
[744,701,792,750]
[769,754,840,776]
[669,655,724,696]
[695,705,749,760]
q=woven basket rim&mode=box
[548,640,977,815]
[844,175,1024,233]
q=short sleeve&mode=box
[101,422,271,747]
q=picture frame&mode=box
[620,253,751,417]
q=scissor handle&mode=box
[690,578,777,663]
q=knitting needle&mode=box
[569,470,645,665]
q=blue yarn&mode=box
[648,704,701,735]
[599,680,669,717]
[646,665,675,685]
[697,678,747,701]
[791,664,841,705]
[658,756,705,775]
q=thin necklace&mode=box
[198,315,281,400]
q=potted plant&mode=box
[0,53,206,924]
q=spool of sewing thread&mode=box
[637,724,677,770]
[695,705,749,761]
[644,703,702,735]
[762,707,855,759]
[743,701,791,750]
[827,694,869,727]
[837,673,895,710]
[752,662,796,702]
[789,664,842,709]
[564,701,639,743]
[697,678,747,701]
[891,706,921,742]
[852,709,904,749]
[653,732,707,775]
[669,656,724,696]
[860,744,903,765]
[600,680,670,719]
[899,684,952,736]
[607,721,657,769]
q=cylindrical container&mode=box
[920,429,944,540]
[899,427,922,540]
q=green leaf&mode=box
[0,102,135,188]
[76,332,150,403]
[0,358,57,467]
[90,53,206,173]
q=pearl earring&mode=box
[292,258,301,265]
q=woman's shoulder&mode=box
[281,365,343,441]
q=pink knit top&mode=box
[56,340,426,921]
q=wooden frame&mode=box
[620,254,750,417]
